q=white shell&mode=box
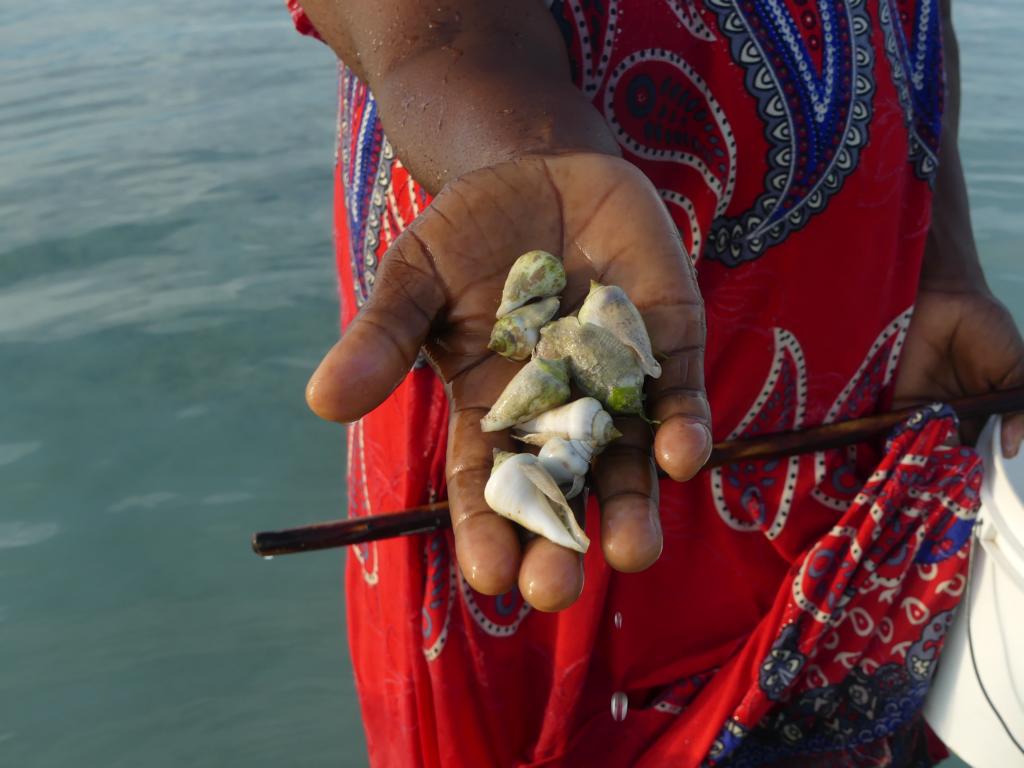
[539,437,591,478]
[513,397,620,447]
[538,438,592,500]
[562,474,585,500]
[578,282,662,378]
[485,453,590,552]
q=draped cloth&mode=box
[288,1,971,764]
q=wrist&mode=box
[371,47,619,193]
[919,115,987,294]
[918,227,988,294]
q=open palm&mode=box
[306,153,711,611]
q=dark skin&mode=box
[300,0,708,611]
[892,0,1024,451]
[297,0,621,193]
[302,0,1024,612]
[307,152,710,611]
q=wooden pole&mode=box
[252,387,1024,557]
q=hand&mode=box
[306,153,711,611]
[893,284,1024,457]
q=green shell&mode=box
[488,297,560,361]
[496,250,566,318]
[480,357,571,432]
[537,318,645,415]
[578,281,661,378]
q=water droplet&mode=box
[610,691,629,722]
[262,556,274,561]
[613,611,623,630]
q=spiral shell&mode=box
[539,437,591,478]
[496,250,566,318]
[538,437,593,500]
[513,397,620,447]
[537,318,646,415]
[480,357,571,432]
[578,281,661,378]
[488,296,560,361]
[485,451,590,552]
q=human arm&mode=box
[300,2,713,610]
[295,0,619,193]
[893,0,1024,455]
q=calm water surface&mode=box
[0,1,1020,766]
[1,2,361,765]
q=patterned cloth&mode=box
[288,1,972,765]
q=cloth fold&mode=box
[286,0,960,763]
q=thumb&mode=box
[306,234,446,423]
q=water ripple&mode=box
[201,492,253,506]
[0,522,59,550]
[108,492,179,513]
[0,256,330,343]
[0,441,41,467]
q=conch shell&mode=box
[485,451,590,552]
[480,357,571,432]
[488,296,560,361]
[578,281,661,378]
[538,437,593,500]
[537,318,646,414]
[514,397,620,447]
[496,250,566,318]
[539,437,592,477]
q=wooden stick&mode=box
[255,502,450,557]
[252,387,1024,557]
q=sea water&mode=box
[0,3,358,766]
[0,1,1020,766]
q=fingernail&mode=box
[1003,418,1024,459]
[519,544,584,612]
[674,419,713,468]
[691,421,713,466]
[602,497,662,573]
[654,418,713,482]
[453,516,519,596]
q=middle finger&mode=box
[592,417,662,572]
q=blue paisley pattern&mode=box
[709,616,954,765]
[704,0,876,266]
[758,624,807,701]
[338,67,392,309]
[340,0,945,275]
[879,0,945,182]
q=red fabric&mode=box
[294,0,970,764]
[925,724,951,764]
[285,0,319,41]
